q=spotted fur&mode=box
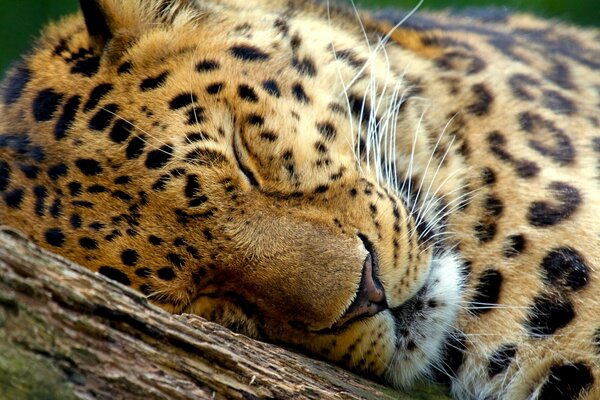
[1,1,599,398]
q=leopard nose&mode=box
[333,253,387,328]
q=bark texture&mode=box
[0,227,449,400]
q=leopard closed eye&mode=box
[1,0,599,399]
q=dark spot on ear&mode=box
[140,72,169,91]
[503,234,526,257]
[98,266,131,286]
[230,45,270,61]
[262,80,280,97]
[488,344,517,377]
[33,89,63,122]
[45,228,66,247]
[196,60,220,72]
[469,269,502,315]
[238,84,258,102]
[84,83,113,112]
[169,93,197,110]
[527,182,581,227]
[3,64,31,105]
[145,145,173,169]
[75,158,103,176]
[110,119,133,143]
[79,0,113,44]
[89,103,119,131]
[55,95,81,140]
[525,294,574,336]
[157,267,176,280]
[121,249,139,266]
[539,363,594,399]
[541,247,589,291]
[126,135,146,159]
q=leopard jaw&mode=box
[384,251,464,387]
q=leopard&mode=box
[1,0,599,398]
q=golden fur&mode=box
[1,0,599,398]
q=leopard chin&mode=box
[384,251,465,388]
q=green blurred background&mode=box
[0,0,598,74]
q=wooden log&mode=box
[0,227,449,399]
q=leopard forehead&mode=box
[27,1,395,194]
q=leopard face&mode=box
[2,0,600,398]
[0,0,465,385]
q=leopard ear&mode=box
[78,0,192,50]
[79,0,113,49]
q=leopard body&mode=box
[1,1,599,398]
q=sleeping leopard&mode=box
[1,0,599,398]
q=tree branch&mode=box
[0,227,448,399]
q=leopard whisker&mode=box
[341,0,424,93]
[412,115,458,228]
